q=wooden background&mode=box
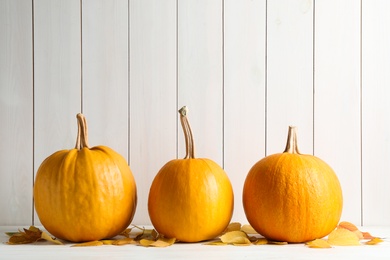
[1,0,389,227]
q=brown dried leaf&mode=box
[365,237,384,245]
[328,228,361,246]
[118,228,133,238]
[241,225,258,235]
[7,226,62,245]
[220,231,251,245]
[71,240,104,247]
[134,228,158,241]
[306,239,332,249]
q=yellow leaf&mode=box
[71,241,104,247]
[220,231,251,245]
[328,228,361,246]
[225,222,242,232]
[306,239,332,249]
[40,231,63,245]
[365,237,384,245]
[204,241,227,246]
[139,239,155,247]
[101,240,115,245]
[338,221,364,239]
[267,241,288,245]
[112,238,136,246]
[241,225,258,235]
[254,238,268,245]
[149,237,176,247]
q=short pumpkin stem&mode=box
[283,126,300,154]
[179,106,195,159]
[75,113,90,150]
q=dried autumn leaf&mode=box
[338,221,363,239]
[253,238,268,245]
[338,221,359,231]
[71,240,104,247]
[306,239,332,249]
[203,241,227,246]
[134,228,158,241]
[7,226,62,245]
[40,231,63,245]
[225,222,241,232]
[267,241,288,245]
[118,228,133,238]
[139,239,156,247]
[328,228,360,246]
[362,232,375,239]
[365,237,384,245]
[101,240,116,245]
[149,237,176,247]
[112,238,136,246]
[241,225,258,235]
[220,231,251,245]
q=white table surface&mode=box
[1,226,390,260]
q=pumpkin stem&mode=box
[179,106,195,159]
[75,113,90,150]
[283,126,300,154]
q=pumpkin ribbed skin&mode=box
[242,126,343,243]
[34,114,137,242]
[148,158,233,242]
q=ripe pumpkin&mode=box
[242,126,343,243]
[148,106,234,242]
[34,113,137,242]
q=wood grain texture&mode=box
[2,0,390,227]
[0,0,33,225]
[33,0,82,225]
[82,0,129,159]
[224,0,266,223]
[129,0,177,225]
[178,0,223,165]
[314,0,361,224]
[266,0,314,155]
[362,0,390,225]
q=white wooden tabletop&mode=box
[1,226,390,260]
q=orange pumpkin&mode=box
[34,114,137,242]
[242,126,343,243]
[148,106,234,242]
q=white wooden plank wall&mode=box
[1,0,389,227]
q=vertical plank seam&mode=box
[31,0,35,226]
[176,0,179,159]
[360,0,363,226]
[222,0,225,169]
[312,0,316,156]
[80,0,84,114]
[264,0,268,156]
[128,0,131,164]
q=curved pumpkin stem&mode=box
[179,106,195,159]
[75,113,90,150]
[283,126,300,154]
